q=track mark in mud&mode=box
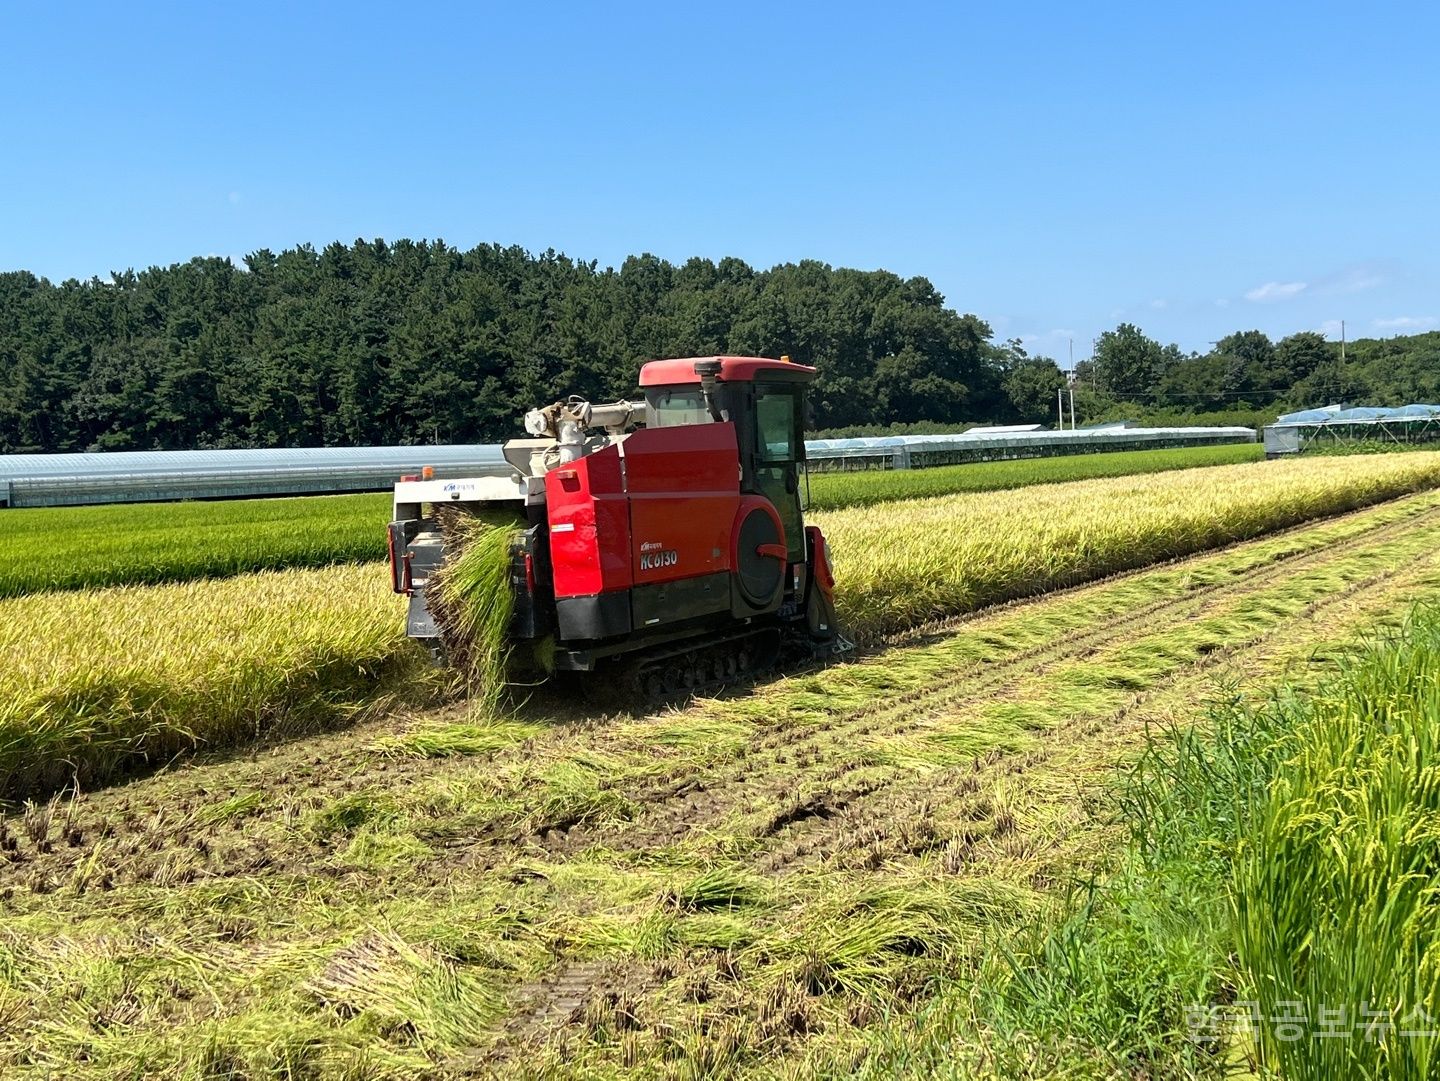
[755,552,1439,881]
[549,502,1440,858]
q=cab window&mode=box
[755,385,799,463]
[648,388,709,427]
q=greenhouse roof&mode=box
[804,425,1255,458]
[0,445,510,508]
[1,425,1259,508]
[1274,404,1440,426]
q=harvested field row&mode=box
[1,453,1438,801]
[858,582,1440,1076]
[2,492,1439,1077]
[0,444,1259,597]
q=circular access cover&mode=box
[735,506,785,606]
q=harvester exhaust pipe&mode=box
[694,359,727,422]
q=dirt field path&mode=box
[5,491,1440,1078]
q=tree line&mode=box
[0,241,1069,453]
[1080,323,1440,429]
[2,238,1437,453]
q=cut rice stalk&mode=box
[427,508,525,714]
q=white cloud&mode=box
[1319,319,1344,339]
[1215,298,1230,309]
[1318,264,1387,295]
[1018,328,1077,345]
[1149,298,1167,309]
[1374,316,1437,331]
[1245,280,1308,302]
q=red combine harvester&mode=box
[387,356,852,693]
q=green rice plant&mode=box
[370,715,544,759]
[658,867,770,913]
[1233,611,1440,1080]
[0,493,388,598]
[305,930,503,1052]
[807,442,1262,510]
[818,451,1440,641]
[0,564,441,799]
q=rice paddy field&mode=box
[2,444,1438,1079]
[0,443,1260,598]
[0,492,387,598]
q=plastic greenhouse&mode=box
[0,445,511,508]
[803,424,1256,472]
[1262,405,1440,457]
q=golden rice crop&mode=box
[818,451,1440,640]
[6,451,1440,800]
[0,565,440,798]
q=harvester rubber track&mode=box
[615,624,785,704]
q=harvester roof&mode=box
[638,356,817,386]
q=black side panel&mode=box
[632,571,732,629]
[557,591,632,640]
[509,524,555,640]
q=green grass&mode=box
[846,608,1440,1079]
[1234,611,1440,1079]
[0,492,389,598]
[806,442,1262,509]
[1,445,1259,597]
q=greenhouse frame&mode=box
[804,423,1256,472]
[1,422,1259,509]
[0,445,510,508]
[1262,404,1440,457]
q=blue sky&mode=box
[2,1,1436,360]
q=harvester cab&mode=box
[388,356,852,693]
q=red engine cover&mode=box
[547,423,743,601]
[545,444,632,598]
[624,423,740,588]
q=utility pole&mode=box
[1058,387,1065,430]
[1066,339,1076,430]
[1340,320,1347,405]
